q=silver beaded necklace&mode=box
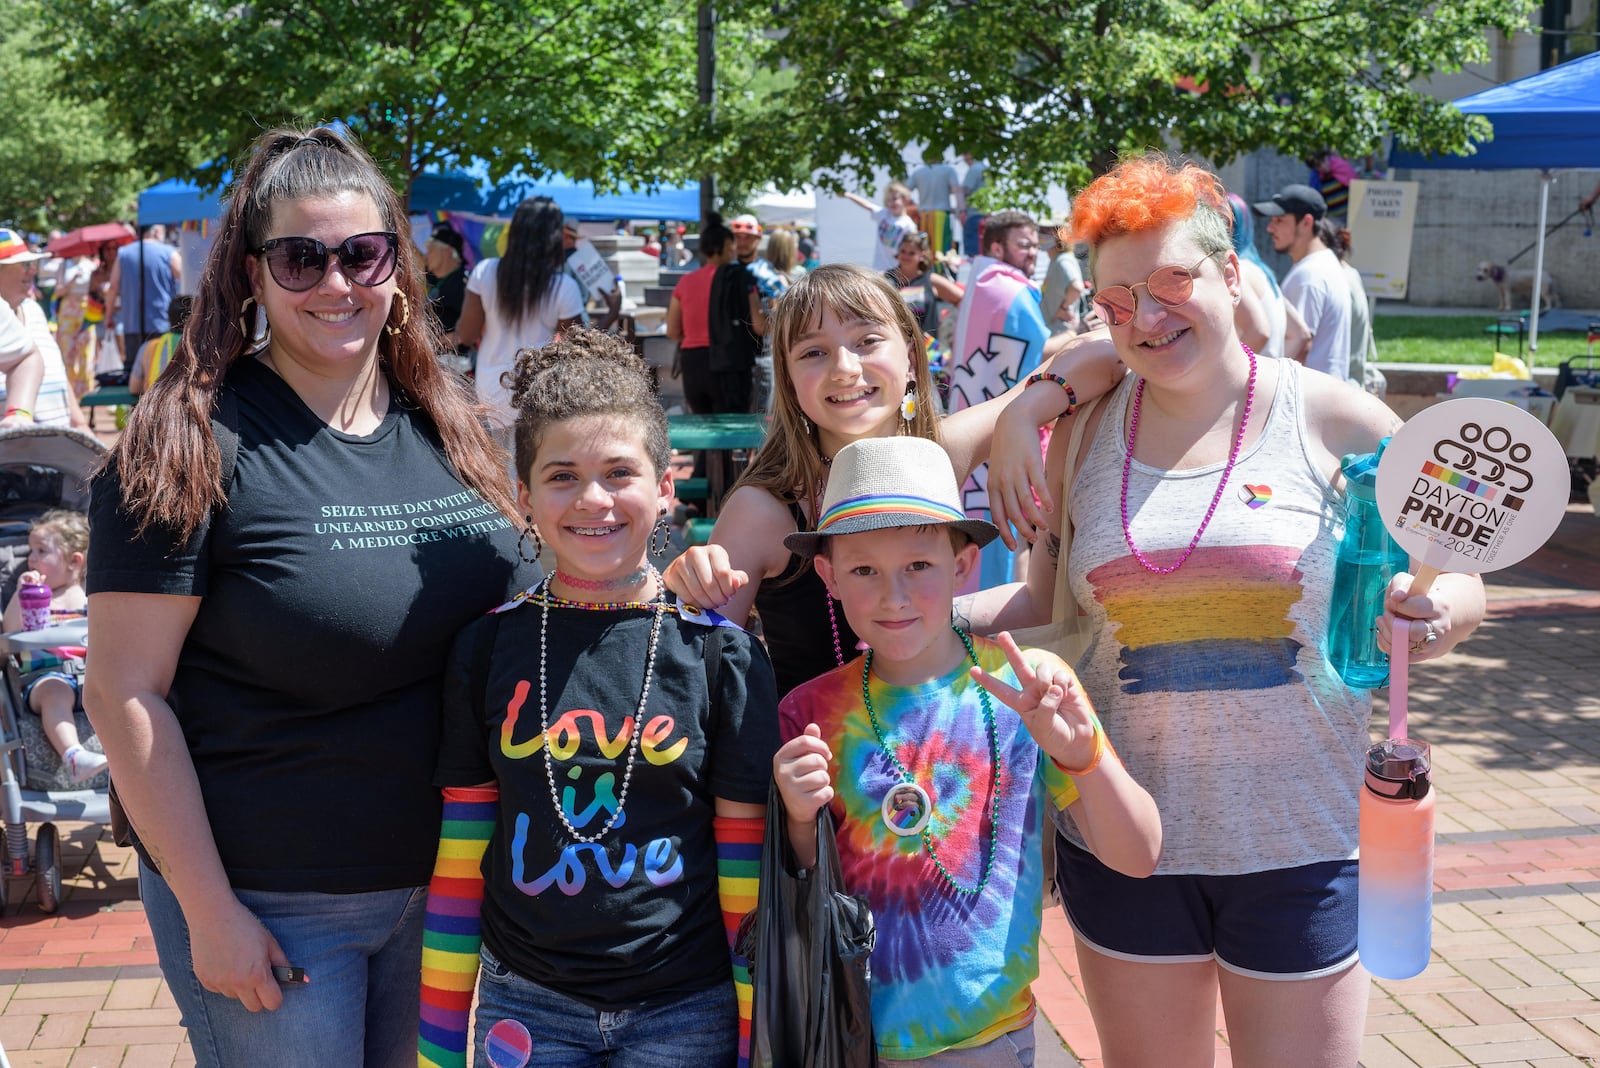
[537,565,667,843]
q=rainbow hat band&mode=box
[784,436,999,558]
[0,230,47,264]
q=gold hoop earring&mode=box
[386,290,410,337]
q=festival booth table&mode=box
[666,412,769,518]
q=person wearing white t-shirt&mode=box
[0,297,43,428]
[458,197,585,436]
[843,183,919,272]
[1253,184,1350,381]
[0,232,83,429]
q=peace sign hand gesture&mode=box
[970,631,1100,773]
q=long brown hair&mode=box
[735,264,941,511]
[104,126,516,540]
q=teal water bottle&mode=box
[1327,440,1410,688]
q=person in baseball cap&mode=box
[1250,183,1327,221]
[728,214,763,236]
[1253,181,1351,380]
[0,229,50,426]
[0,230,49,266]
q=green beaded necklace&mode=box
[861,626,1002,897]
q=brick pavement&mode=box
[0,504,1593,1067]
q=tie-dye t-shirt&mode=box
[778,637,1077,1060]
[1064,359,1371,876]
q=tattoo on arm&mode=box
[1046,533,1062,566]
[951,594,974,631]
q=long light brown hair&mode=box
[735,264,941,512]
[103,126,516,540]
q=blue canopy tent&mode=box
[1390,51,1600,349]
[140,168,701,226]
[137,170,485,225]
[475,171,699,221]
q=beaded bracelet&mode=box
[1023,372,1077,417]
[2,407,32,420]
[1050,716,1107,776]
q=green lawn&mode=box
[1372,314,1586,367]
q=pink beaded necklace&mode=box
[1121,343,1257,575]
[811,480,847,666]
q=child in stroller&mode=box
[0,425,111,914]
[2,510,101,783]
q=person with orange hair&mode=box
[960,155,1486,1067]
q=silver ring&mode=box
[1409,622,1438,653]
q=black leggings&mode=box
[678,346,715,414]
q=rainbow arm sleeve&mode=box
[714,813,765,1068]
[420,784,498,1068]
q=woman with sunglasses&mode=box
[968,156,1483,1067]
[83,127,539,1067]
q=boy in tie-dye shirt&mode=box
[774,436,1161,1062]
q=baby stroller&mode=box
[0,426,110,914]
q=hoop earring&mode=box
[649,515,671,557]
[517,517,542,564]
[386,290,410,337]
[238,296,263,347]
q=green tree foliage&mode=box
[748,0,1536,197]
[0,2,148,231]
[38,0,707,203]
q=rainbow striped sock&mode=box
[420,785,498,1068]
[714,813,764,1068]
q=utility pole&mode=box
[698,0,717,223]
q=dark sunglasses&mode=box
[1091,253,1220,327]
[250,231,399,292]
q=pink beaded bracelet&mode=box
[1024,372,1077,417]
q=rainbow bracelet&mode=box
[1023,372,1077,417]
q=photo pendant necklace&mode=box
[537,566,666,843]
[862,626,1002,896]
[1121,342,1257,575]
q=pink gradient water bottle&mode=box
[1358,738,1434,979]
[18,580,51,632]
[1358,617,1435,980]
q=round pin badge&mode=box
[484,1018,533,1068]
[881,781,932,837]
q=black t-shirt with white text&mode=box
[88,357,539,892]
[437,598,778,1010]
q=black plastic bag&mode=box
[737,782,878,1068]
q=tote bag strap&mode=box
[1011,393,1104,665]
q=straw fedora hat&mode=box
[784,437,998,558]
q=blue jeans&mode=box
[140,861,426,1068]
[915,1024,1036,1066]
[474,945,738,1067]
[963,213,986,258]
